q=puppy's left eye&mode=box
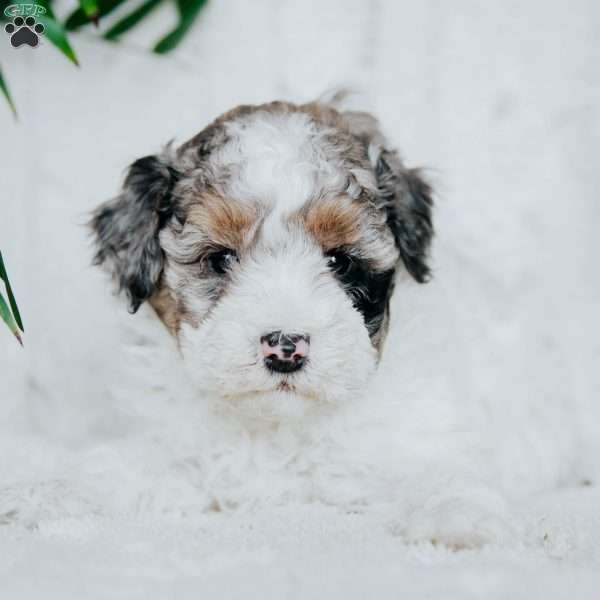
[326,250,353,277]
[208,248,238,275]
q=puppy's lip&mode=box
[221,381,317,401]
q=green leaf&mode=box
[65,0,126,31]
[0,0,14,22]
[0,251,23,332]
[37,14,80,66]
[0,65,17,119]
[153,0,208,54]
[12,0,80,66]
[104,0,163,41]
[0,290,22,346]
[0,1,9,22]
[32,0,55,20]
[80,0,100,19]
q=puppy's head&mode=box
[91,101,433,412]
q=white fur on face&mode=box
[152,107,399,414]
[178,230,377,418]
[221,111,350,214]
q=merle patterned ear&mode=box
[338,109,434,282]
[90,155,179,312]
[375,149,434,283]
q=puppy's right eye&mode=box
[208,248,238,275]
[326,250,353,277]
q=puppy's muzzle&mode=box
[260,331,310,374]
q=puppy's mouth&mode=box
[222,377,317,403]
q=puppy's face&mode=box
[92,102,433,412]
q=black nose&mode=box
[260,331,310,374]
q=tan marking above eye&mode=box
[300,196,363,251]
[186,193,260,250]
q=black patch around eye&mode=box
[326,250,353,277]
[208,248,238,275]
[326,250,395,336]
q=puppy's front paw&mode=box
[395,495,516,550]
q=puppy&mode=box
[90,100,515,547]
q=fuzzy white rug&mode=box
[1,487,600,599]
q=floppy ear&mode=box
[90,154,179,312]
[339,109,434,282]
[374,149,434,282]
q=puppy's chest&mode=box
[137,412,399,511]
